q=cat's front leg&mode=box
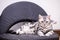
[45,31,54,36]
[37,30,44,36]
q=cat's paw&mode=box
[45,31,54,36]
[37,31,44,36]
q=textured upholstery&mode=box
[0,33,59,40]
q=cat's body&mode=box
[16,22,36,34]
[16,15,56,36]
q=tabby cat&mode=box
[16,14,56,36]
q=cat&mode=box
[16,14,56,36]
[35,15,56,36]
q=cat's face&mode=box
[38,15,51,28]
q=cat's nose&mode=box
[44,24,45,26]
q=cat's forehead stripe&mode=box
[43,16,46,21]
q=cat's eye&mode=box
[46,21,48,23]
[41,21,44,23]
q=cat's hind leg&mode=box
[16,29,24,34]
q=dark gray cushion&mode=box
[0,33,59,40]
[0,1,47,34]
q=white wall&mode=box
[0,0,60,30]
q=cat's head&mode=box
[38,14,51,28]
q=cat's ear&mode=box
[39,14,42,19]
[47,15,51,19]
[51,21,57,25]
[54,21,57,24]
[52,21,57,24]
